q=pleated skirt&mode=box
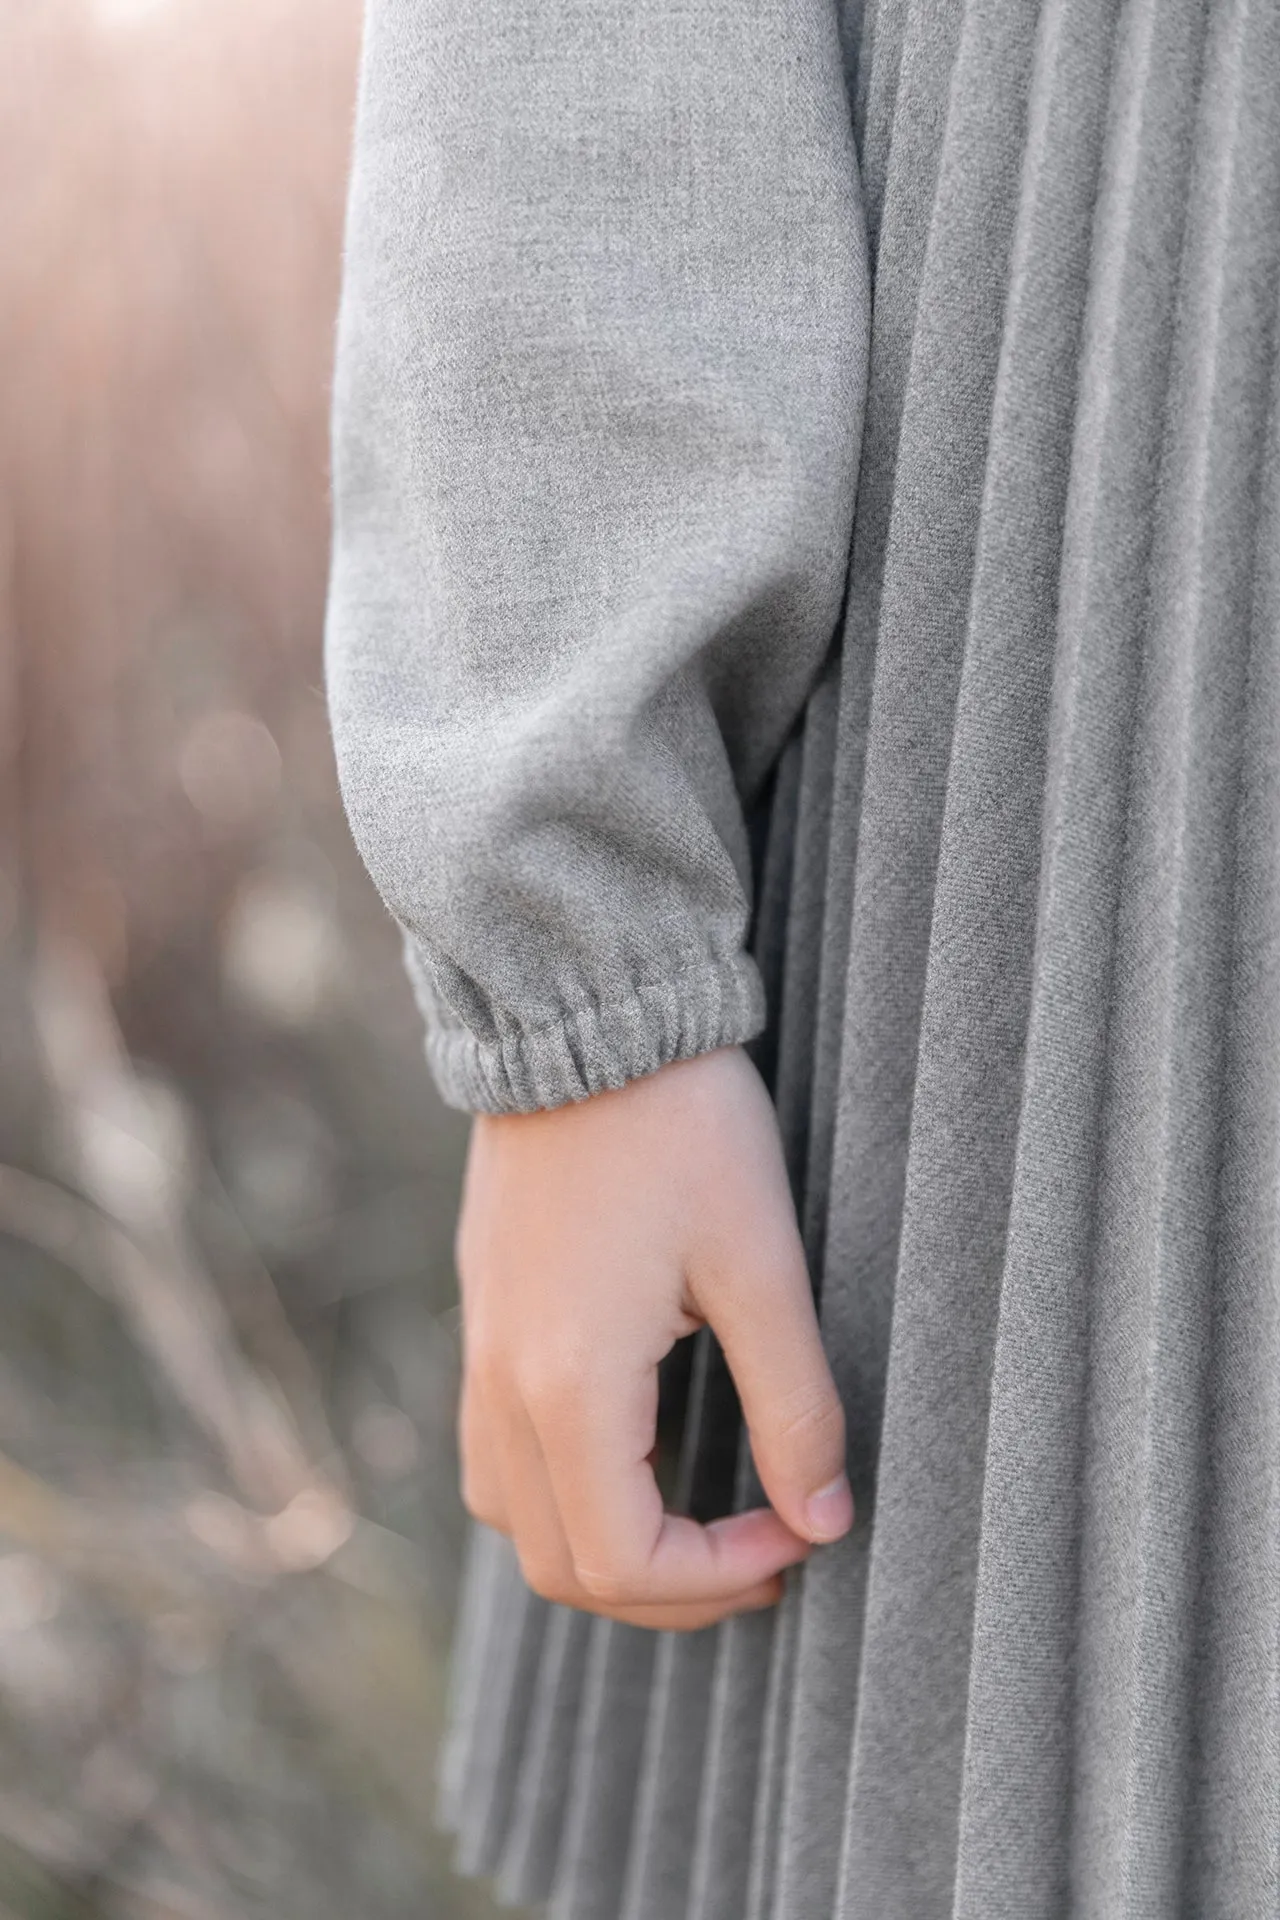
[436,0,1280,1912]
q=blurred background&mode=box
[0,1,506,1913]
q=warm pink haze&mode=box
[0,5,498,1915]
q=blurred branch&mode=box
[0,1,493,1904]
[0,1830,102,1920]
[0,1447,198,1622]
[197,1168,347,1475]
[0,1448,81,1561]
[27,942,345,1519]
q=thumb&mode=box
[696,1230,853,1546]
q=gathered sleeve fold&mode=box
[323,0,870,1113]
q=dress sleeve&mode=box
[323,0,869,1114]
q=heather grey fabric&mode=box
[325,0,1280,1913]
[324,0,869,1114]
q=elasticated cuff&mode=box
[409,946,767,1114]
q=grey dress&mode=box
[324,0,1280,1912]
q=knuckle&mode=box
[775,1386,845,1455]
[573,1559,638,1606]
[518,1550,574,1606]
[516,1353,583,1425]
[463,1335,507,1400]
[460,1477,505,1532]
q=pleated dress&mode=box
[333,0,1280,1913]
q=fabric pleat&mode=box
[684,1585,775,1920]
[949,0,1211,1906]
[827,0,1126,1908]
[436,1,1280,1912]
[1064,5,1280,1908]
[494,1606,593,1905]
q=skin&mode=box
[455,1043,853,1631]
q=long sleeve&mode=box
[323,0,870,1114]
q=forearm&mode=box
[324,0,869,1113]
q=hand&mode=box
[454,1044,853,1631]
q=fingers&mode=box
[524,1352,813,1610]
[466,1374,794,1628]
[698,1230,853,1547]
[460,1247,847,1624]
[450,1047,850,1630]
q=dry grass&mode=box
[0,4,502,1913]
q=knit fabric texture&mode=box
[324,0,1280,1912]
[324,0,869,1111]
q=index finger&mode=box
[520,1351,811,1607]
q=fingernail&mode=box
[805,1474,854,1542]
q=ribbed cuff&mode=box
[410,948,767,1114]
